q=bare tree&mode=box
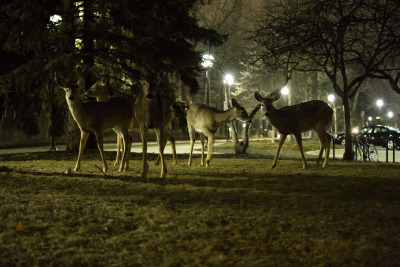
[194,0,260,153]
[248,0,400,160]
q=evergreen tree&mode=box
[0,0,223,148]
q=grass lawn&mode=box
[0,140,399,266]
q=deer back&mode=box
[186,104,219,132]
[187,101,249,133]
[269,100,333,134]
[68,93,133,133]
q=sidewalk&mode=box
[2,140,398,162]
[0,140,224,155]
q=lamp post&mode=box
[328,94,337,137]
[376,99,384,124]
[224,73,234,105]
[281,86,291,141]
[388,111,394,126]
[201,54,214,106]
[224,73,234,141]
[281,86,290,105]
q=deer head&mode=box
[255,91,281,116]
[232,98,250,122]
[84,79,108,101]
[136,71,166,100]
[55,75,80,101]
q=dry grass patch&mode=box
[0,149,399,266]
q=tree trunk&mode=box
[82,0,97,150]
[342,95,355,160]
[62,0,80,151]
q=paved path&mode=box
[0,140,224,155]
[1,141,398,163]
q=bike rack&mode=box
[385,143,396,163]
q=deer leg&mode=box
[95,131,108,173]
[206,134,215,167]
[155,128,167,178]
[165,128,178,165]
[140,126,149,178]
[155,134,167,166]
[200,133,205,166]
[119,130,130,172]
[74,131,90,172]
[323,132,331,168]
[294,133,307,169]
[315,131,325,168]
[188,126,195,166]
[114,134,121,166]
[272,134,287,168]
[123,134,132,171]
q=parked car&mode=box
[358,125,400,150]
[334,133,346,146]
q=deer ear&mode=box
[272,92,281,101]
[232,99,244,110]
[254,92,263,102]
[231,98,239,108]
[100,78,106,85]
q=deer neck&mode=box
[96,91,109,102]
[135,91,164,128]
[214,107,237,128]
[266,106,291,133]
[66,94,85,127]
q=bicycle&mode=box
[353,135,379,162]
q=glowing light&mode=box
[224,74,234,85]
[281,86,289,95]
[50,15,62,23]
[201,54,214,68]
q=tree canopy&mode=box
[248,0,400,160]
[0,0,223,137]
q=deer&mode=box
[134,72,178,178]
[186,99,250,167]
[84,80,178,170]
[84,80,133,168]
[58,78,133,173]
[254,91,333,169]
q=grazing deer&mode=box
[58,78,133,173]
[254,91,333,169]
[186,99,250,167]
[134,73,177,178]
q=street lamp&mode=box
[328,94,337,136]
[376,99,384,124]
[224,73,234,141]
[224,73,234,104]
[281,86,289,95]
[376,99,384,113]
[201,54,214,106]
[388,111,394,118]
[281,86,291,141]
